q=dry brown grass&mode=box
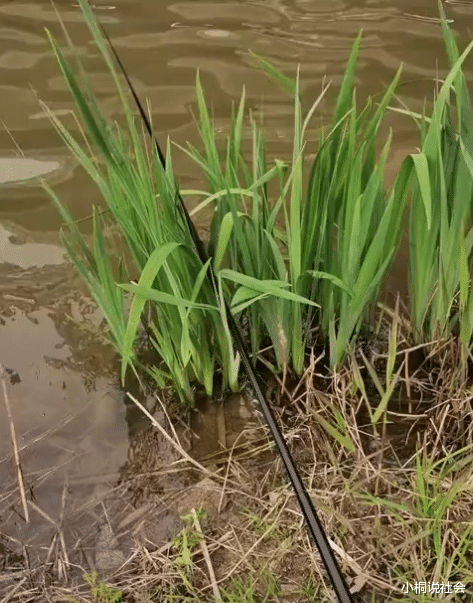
[1,308,473,603]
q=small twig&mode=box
[58,478,70,571]
[191,508,222,602]
[155,392,183,447]
[126,392,213,477]
[1,364,29,523]
[0,576,27,603]
[327,537,398,593]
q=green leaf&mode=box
[410,152,432,229]
[219,269,320,307]
[120,242,182,383]
[213,212,234,271]
[312,412,355,453]
[250,51,298,97]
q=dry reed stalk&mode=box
[126,391,213,477]
[1,364,29,523]
[191,508,222,602]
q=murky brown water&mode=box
[2,0,473,558]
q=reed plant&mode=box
[391,0,473,374]
[42,0,413,403]
[185,37,411,374]
[45,0,473,404]
[43,0,247,403]
[276,51,409,370]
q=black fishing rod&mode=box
[97,20,355,603]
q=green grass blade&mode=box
[119,242,182,383]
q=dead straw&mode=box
[1,363,29,524]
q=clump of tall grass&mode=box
[46,0,473,404]
[392,0,473,375]
[42,0,414,404]
[43,0,246,403]
[188,36,411,374]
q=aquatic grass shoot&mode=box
[302,64,411,368]
[391,0,473,373]
[185,34,409,373]
[43,0,245,403]
[44,0,410,402]
[44,0,473,404]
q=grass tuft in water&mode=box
[43,0,407,403]
[390,0,473,379]
[44,0,473,403]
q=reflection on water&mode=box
[1,0,471,224]
[0,223,65,267]
[0,257,127,556]
[1,0,473,558]
[0,156,61,184]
